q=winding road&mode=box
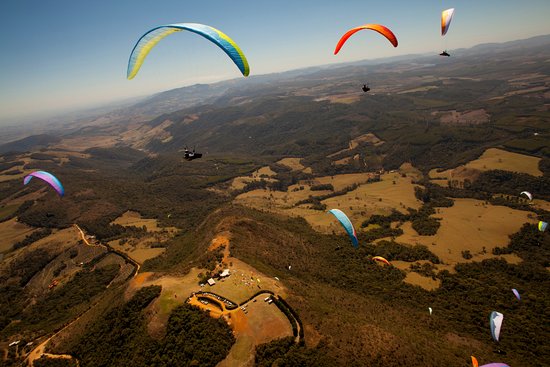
[25,224,141,366]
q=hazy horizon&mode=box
[1,0,550,125]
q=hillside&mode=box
[1,35,549,367]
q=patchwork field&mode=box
[109,211,178,264]
[327,133,384,158]
[429,148,543,184]
[0,226,90,296]
[235,171,421,234]
[434,109,490,125]
[394,198,533,265]
[314,93,360,104]
[112,210,178,233]
[230,166,278,190]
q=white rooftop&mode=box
[220,269,230,277]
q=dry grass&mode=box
[391,260,441,290]
[0,156,33,182]
[403,272,441,291]
[328,133,384,158]
[112,211,177,233]
[314,94,360,104]
[127,226,293,357]
[255,166,276,177]
[230,166,277,190]
[235,172,421,234]
[0,218,36,252]
[532,199,550,212]
[318,173,421,232]
[398,86,439,94]
[429,148,542,182]
[276,158,306,171]
[395,198,532,265]
[435,109,489,125]
[129,248,166,264]
[315,173,378,191]
[202,257,286,303]
[334,156,354,165]
[1,227,87,294]
[108,211,177,264]
[55,136,119,151]
[398,163,423,182]
[120,120,173,150]
[489,86,549,100]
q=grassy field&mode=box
[0,155,32,182]
[276,157,306,171]
[328,133,384,158]
[112,210,178,233]
[322,172,421,226]
[0,204,19,220]
[235,172,421,234]
[429,148,543,184]
[404,272,440,291]
[436,109,490,125]
[392,260,442,290]
[395,198,533,265]
[110,238,166,264]
[1,226,95,296]
[0,218,36,252]
[108,211,177,263]
[314,93,360,104]
[230,165,277,190]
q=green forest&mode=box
[65,286,235,367]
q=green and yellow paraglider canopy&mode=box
[127,23,250,79]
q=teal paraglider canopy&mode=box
[327,209,358,248]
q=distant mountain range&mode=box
[1,34,549,156]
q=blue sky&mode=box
[1,0,549,124]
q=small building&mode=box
[220,269,230,278]
[207,278,216,286]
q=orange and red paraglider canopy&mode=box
[334,24,398,55]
